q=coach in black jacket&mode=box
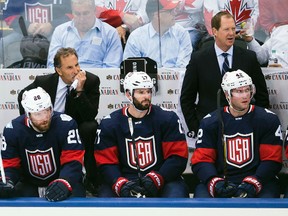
[18,47,100,195]
[180,11,269,138]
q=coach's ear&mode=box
[55,67,62,76]
[212,27,217,38]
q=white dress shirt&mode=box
[54,78,70,113]
[215,44,233,73]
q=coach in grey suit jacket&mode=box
[180,11,269,137]
[18,47,100,195]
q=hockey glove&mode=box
[208,177,237,198]
[45,179,72,202]
[234,176,262,198]
[113,177,145,197]
[0,178,15,198]
[141,171,164,197]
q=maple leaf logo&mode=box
[175,0,196,21]
[204,8,214,34]
[224,0,253,25]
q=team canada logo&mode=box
[126,136,157,171]
[223,0,253,26]
[25,148,56,180]
[225,132,254,168]
[24,2,53,23]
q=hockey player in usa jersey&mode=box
[0,87,85,201]
[95,72,189,198]
[284,127,288,198]
[191,70,283,198]
[3,0,71,37]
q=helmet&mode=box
[20,34,50,60]
[21,87,52,113]
[123,72,153,95]
[221,69,255,97]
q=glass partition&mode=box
[0,0,287,69]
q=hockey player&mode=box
[0,87,85,201]
[95,72,189,198]
[1,0,72,67]
[285,127,288,198]
[3,0,71,38]
[191,70,283,198]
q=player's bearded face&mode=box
[132,89,152,111]
[29,108,52,132]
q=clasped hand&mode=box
[113,172,164,198]
[208,176,262,198]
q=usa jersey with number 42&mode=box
[192,105,283,184]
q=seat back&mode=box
[120,57,158,93]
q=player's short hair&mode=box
[53,47,78,68]
[211,11,235,30]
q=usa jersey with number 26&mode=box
[2,111,84,187]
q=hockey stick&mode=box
[128,117,145,198]
[283,125,288,169]
[217,89,228,183]
[0,138,6,184]
[218,89,247,198]
[18,16,28,37]
[128,117,142,180]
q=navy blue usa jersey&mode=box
[95,105,188,185]
[1,111,84,187]
[3,0,71,28]
[192,105,283,184]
